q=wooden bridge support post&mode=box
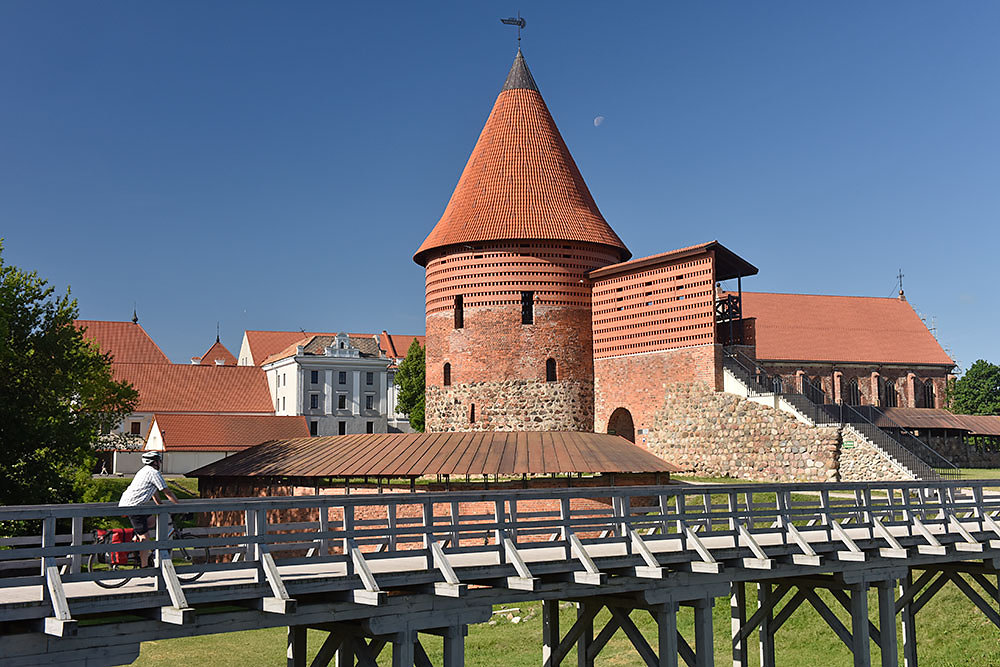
[442,625,466,667]
[287,625,306,667]
[730,582,748,667]
[757,582,776,667]
[899,571,917,667]
[875,580,898,667]
[692,598,715,667]
[848,583,870,667]
[655,602,679,667]
[543,599,560,667]
[576,602,595,667]
[391,630,415,667]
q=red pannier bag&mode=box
[110,528,135,565]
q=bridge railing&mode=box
[1,480,997,612]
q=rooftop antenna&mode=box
[896,269,905,295]
[501,13,526,48]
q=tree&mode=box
[949,360,1000,416]
[0,242,138,507]
[394,338,425,432]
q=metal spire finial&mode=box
[216,321,220,344]
[501,13,526,48]
[132,303,138,325]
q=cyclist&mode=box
[118,451,179,567]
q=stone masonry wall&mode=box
[838,426,914,481]
[646,382,841,482]
[426,379,593,432]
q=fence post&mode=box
[70,516,83,575]
[343,505,355,576]
[155,511,171,591]
[423,501,434,570]
[41,516,55,604]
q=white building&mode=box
[260,332,392,436]
[241,329,424,434]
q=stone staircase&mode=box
[721,351,947,481]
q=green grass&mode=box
[941,468,1000,480]
[121,572,1000,666]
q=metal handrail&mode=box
[722,350,956,480]
[723,350,782,396]
[872,408,962,477]
[838,403,940,480]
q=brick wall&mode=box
[763,362,950,409]
[594,345,722,436]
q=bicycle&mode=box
[87,516,209,588]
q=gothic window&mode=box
[545,358,557,382]
[923,381,936,409]
[880,377,898,408]
[443,363,452,386]
[846,378,861,406]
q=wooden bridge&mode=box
[3,480,1000,666]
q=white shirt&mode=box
[118,465,167,508]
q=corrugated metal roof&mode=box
[188,431,682,478]
[877,408,1000,436]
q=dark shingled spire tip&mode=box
[501,49,538,92]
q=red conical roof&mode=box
[414,50,629,266]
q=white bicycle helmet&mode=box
[141,451,162,465]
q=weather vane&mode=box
[501,13,526,47]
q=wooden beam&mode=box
[543,599,560,667]
[608,606,658,667]
[849,583,871,667]
[731,582,748,667]
[569,534,606,585]
[899,572,918,667]
[876,580,898,667]
[287,625,306,667]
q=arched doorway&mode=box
[607,408,635,443]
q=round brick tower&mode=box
[414,50,630,432]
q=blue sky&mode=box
[1,3,995,371]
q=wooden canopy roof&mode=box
[188,431,682,479]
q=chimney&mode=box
[190,356,201,365]
[215,358,225,366]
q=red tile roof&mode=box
[111,363,274,413]
[199,340,237,366]
[589,240,758,282]
[243,330,375,366]
[414,51,629,266]
[75,320,170,364]
[152,414,308,451]
[740,292,955,366]
[189,431,682,478]
[379,331,426,359]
